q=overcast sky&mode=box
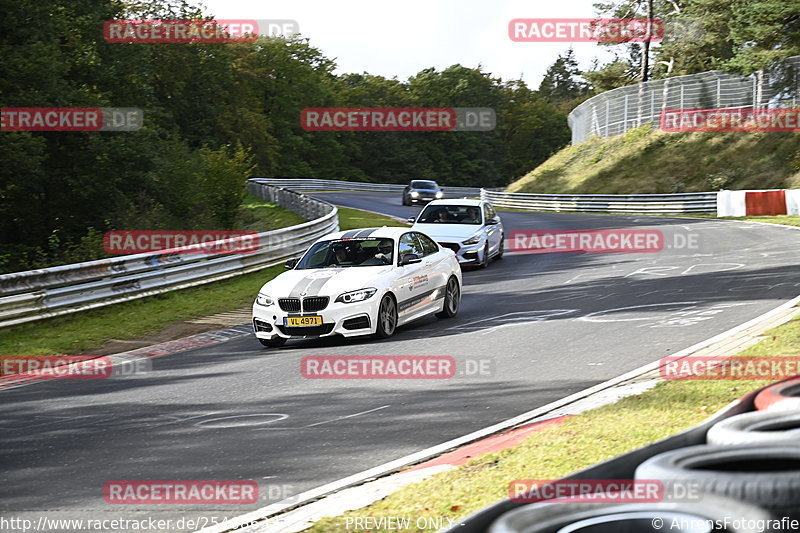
[199,0,620,88]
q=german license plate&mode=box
[285,315,322,327]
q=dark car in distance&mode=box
[402,180,444,205]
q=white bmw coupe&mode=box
[252,226,462,347]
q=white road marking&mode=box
[304,405,390,428]
[444,309,577,333]
[194,414,289,428]
[579,302,700,323]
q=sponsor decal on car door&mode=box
[397,233,432,316]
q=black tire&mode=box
[258,336,287,348]
[495,234,504,259]
[488,493,770,533]
[634,444,800,519]
[480,243,490,268]
[373,294,397,339]
[435,277,460,319]
[707,410,800,446]
[402,194,409,206]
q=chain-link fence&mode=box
[568,56,800,144]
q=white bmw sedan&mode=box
[410,199,504,268]
[252,226,462,347]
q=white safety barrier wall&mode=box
[481,189,718,215]
[788,190,800,215]
[0,181,338,329]
[717,189,800,216]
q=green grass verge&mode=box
[304,316,800,533]
[238,193,306,231]
[734,215,800,227]
[0,206,405,356]
[337,207,408,229]
[506,126,800,195]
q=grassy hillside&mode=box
[507,126,800,194]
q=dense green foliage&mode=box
[586,0,800,90]
[0,0,570,273]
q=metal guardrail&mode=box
[0,182,338,329]
[568,56,800,144]
[259,177,718,215]
[481,189,718,214]
[253,177,484,197]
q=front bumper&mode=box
[252,297,380,340]
[409,196,437,204]
[438,241,484,264]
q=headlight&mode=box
[435,191,443,198]
[410,191,419,197]
[462,233,483,245]
[335,288,377,304]
[255,294,274,307]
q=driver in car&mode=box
[463,207,481,224]
[435,209,450,223]
[333,245,355,265]
[374,240,393,264]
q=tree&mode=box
[584,58,640,92]
[539,49,590,106]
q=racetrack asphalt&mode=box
[2,191,799,531]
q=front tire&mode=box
[495,234,504,259]
[259,336,287,348]
[436,277,460,319]
[479,243,490,268]
[402,195,409,206]
[373,294,398,338]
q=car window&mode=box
[415,233,439,256]
[399,233,425,260]
[416,204,482,224]
[485,203,497,220]
[411,180,438,189]
[297,238,394,268]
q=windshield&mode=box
[411,180,438,190]
[416,205,482,225]
[296,238,394,268]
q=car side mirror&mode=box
[284,258,298,269]
[406,216,416,224]
[400,253,422,266]
[487,218,499,225]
